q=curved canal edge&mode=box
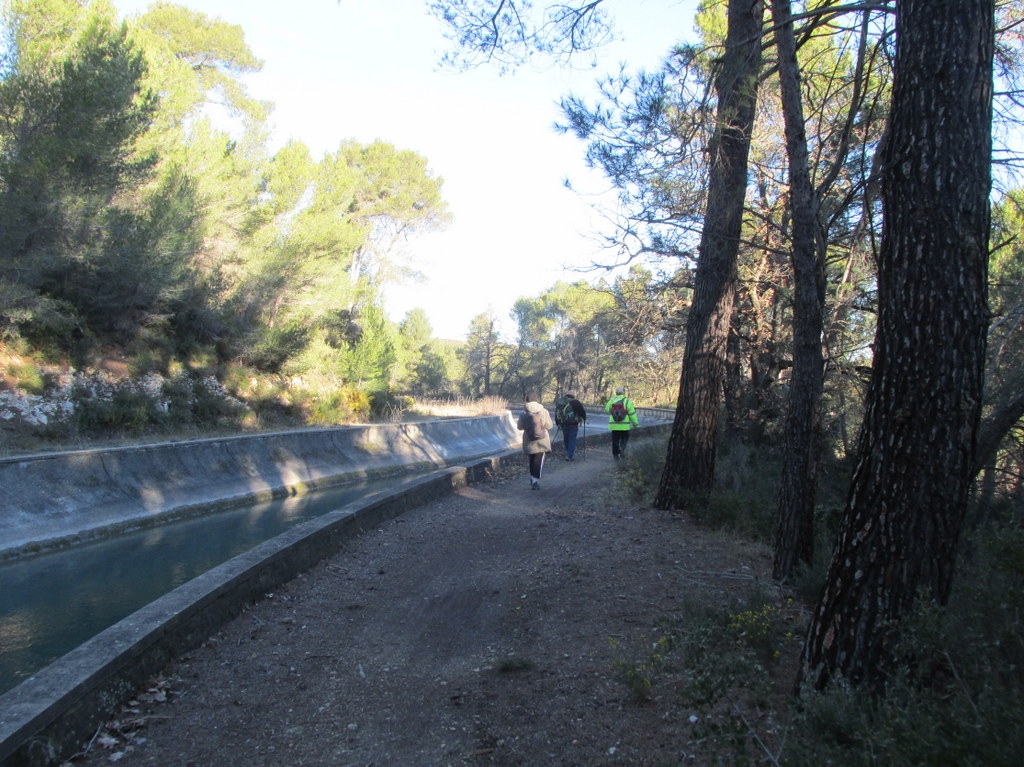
[0,419,668,766]
[0,451,528,767]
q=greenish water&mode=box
[0,475,416,696]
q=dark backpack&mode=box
[525,410,546,441]
[562,401,580,425]
[610,399,628,422]
[553,396,569,422]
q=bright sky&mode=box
[112,0,699,340]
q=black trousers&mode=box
[528,452,546,479]
[611,430,630,458]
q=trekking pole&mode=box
[582,420,587,461]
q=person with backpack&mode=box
[604,386,639,460]
[553,391,570,432]
[559,390,587,461]
[517,393,553,489]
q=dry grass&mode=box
[408,396,509,418]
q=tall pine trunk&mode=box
[770,0,826,580]
[655,0,764,509]
[799,0,993,691]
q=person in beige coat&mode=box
[517,393,553,489]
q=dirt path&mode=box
[70,437,774,766]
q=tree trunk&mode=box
[655,0,764,509]
[973,391,1024,477]
[799,0,993,691]
[770,0,827,580]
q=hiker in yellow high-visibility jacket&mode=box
[604,387,639,460]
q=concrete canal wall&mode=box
[0,414,668,766]
[0,457,524,767]
[0,415,526,561]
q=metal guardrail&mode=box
[581,404,674,422]
[509,403,675,424]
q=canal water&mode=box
[0,473,420,696]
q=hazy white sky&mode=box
[112,0,699,340]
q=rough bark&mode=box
[799,0,994,691]
[655,0,764,509]
[770,0,827,580]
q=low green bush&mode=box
[368,390,414,421]
[781,518,1024,766]
[73,384,152,434]
[7,360,45,394]
[305,386,369,425]
[615,437,667,500]
[609,589,791,760]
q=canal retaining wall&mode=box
[0,415,666,766]
[0,456,524,767]
[0,415,527,561]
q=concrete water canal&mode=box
[0,409,666,766]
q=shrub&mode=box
[781,519,1024,766]
[0,367,255,443]
[160,373,248,426]
[6,360,46,394]
[72,375,154,434]
[615,436,666,501]
[306,386,369,425]
[609,589,790,760]
[368,390,414,421]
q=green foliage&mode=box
[781,517,1024,766]
[683,438,782,542]
[72,382,152,434]
[5,359,45,394]
[242,325,312,374]
[669,596,782,710]
[615,436,667,501]
[1,369,250,438]
[0,0,158,345]
[460,312,505,397]
[787,662,1024,766]
[600,496,1024,767]
[607,633,663,703]
[696,490,777,543]
[411,346,454,396]
[220,368,300,423]
[450,267,684,403]
[159,372,248,426]
[368,390,414,421]
[497,270,682,404]
[0,1,451,400]
[327,303,399,389]
[0,283,77,347]
[609,590,788,758]
[305,386,370,425]
[607,433,788,545]
[394,308,450,393]
[0,1,687,423]
[134,1,266,123]
[601,473,1024,766]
